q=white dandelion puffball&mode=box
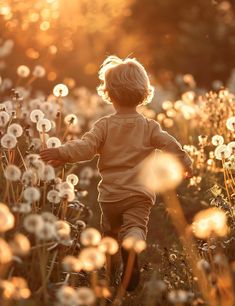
[56,286,77,306]
[214,145,232,160]
[17,65,30,78]
[47,190,61,204]
[7,123,23,138]
[22,170,37,186]
[0,111,10,127]
[36,222,56,241]
[23,187,40,203]
[32,65,46,78]
[212,135,224,146]
[226,116,235,131]
[23,214,44,234]
[98,237,119,255]
[30,109,44,123]
[76,287,96,306]
[64,114,78,126]
[192,207,228,239]
[59,189,75,202]
[53,83,69,97]
[139,152,184,193]
[36,118,51,132]
[4,165,21,181]
[66,174,79,186]
[80,228,101,246]
[39,165,55,182]
[0,203,14,233]
[1,134,17,149]
[46,137,61,148]
[78,247,105,271]
[227,141,235,152]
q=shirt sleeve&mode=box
[150,120,193,171]
[58,118,106,163]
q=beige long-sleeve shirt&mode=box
[58,112,192,204]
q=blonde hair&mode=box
[97,55,154,106]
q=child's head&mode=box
[97,55,154,107]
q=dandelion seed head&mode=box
[214,144,232,160]
[32,65,46,78]
[35,222,56,241]
[226,116,235,131]
[64,114,78,126]
[23,214,44,234]
[66,174,79,186]
[78,247,105,271]
[59,189,75,201]
[0,238,13,264]
[76,287,96,306]
[39,165,55,181]
[192,207,228,239]
[17,65,30,78]
[0,203,14,232]
[1,133,17,149]
[53,83,69,97]
[80,228,101,246]
[0,110,10,127]
[36,118,51,132]
[30,109,44,123]
[62,256,82,272]
[4,164,21,181]
[98,237,119,255]
[23,187,40,203]
[46,136,61,148]
[56,286,77,305]
[9,233,30,257]
[47,189,60,204]
[212,135,224,146]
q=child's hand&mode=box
[40,148,66,167]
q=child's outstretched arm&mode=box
[40,118,106,166]
[150,121,193,178]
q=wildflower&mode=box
[76,287,96,306]
[36,222,56,241]
[41,211,57,223]
[53,83,69,97]
[17,65,30,78]
[162,100,173,110]
[226,116,235,131]
[4,165,21,181]
[56,286,77,306]
[22,170,37,186]
[1,133,17,149]
[139,152,184,193]
[122,236,147,253]
[80,227,101,246]
[9,233,30,257]
[79,247,106,271]
[6,277,31,299]
[0,110,10,127]
[80,166,94,179]
[36,118,51,132]
[212,135,224,146]
[12,203,31,214]
[66,174,79,186]
[23,214,44,234]
[46,136,61,148]
[62,256,82,272]
[55,220,71,238]
[76,220,86,230]
[227,141,235,152]
[168,289,189,303]
[25,154,40,167]
[30,109,44,123]
[23,187,40,202]
[0,203,14,232]
[192,207,229,239]
[30,138,42,150]
[31,159,45,176]
[64,114,78,126]
[0,238,13,264]
[47,190,60,204]
[59,189,75,202]
[32,65,46,78]
[214,144,232,160]
[98,237,119,255]
[39,165,55,181]
[7,123,23,138]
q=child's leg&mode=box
[119,196,152,242]
[99,203,123,284]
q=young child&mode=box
[40,55,192,290]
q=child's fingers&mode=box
[48,160,65,167]
[40,148,59,160]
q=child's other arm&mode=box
[40,118,106,165]
[150,121,193,177]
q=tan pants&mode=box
[99,195,153,242]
